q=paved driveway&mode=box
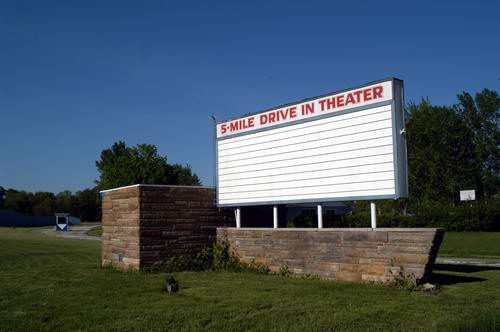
[40,224,101,241]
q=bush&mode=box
[278,265,292,277]
[343,198,500,231]
[158,240,270,274]
[163,255,194,272]
[287,210,315,228]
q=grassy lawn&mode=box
[440,232,500,259]
[1,229,500,331]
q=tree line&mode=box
[0,142,201,221]
[0,187,101,221]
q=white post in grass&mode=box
[317,204,323,229]
[273,205,278,229]
[235,208,241,228]
[370,202,377,229]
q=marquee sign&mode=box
[215,78,408,207]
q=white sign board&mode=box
[215,78,408,207]
[460,190,476,201]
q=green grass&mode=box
[1,229,500,331]
[86,225,102,237]
[440,232,500,259]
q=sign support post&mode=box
[317,204,323,229]
[273,206,278,229]
[235,208,241,228]
[370,202,377,229]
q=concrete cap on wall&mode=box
[99,184,215,194]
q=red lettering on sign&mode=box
[268,112,276,123]
[225,117,256,133]
[345,93,355,105]
[373,85,383,99]
[326,97,335,110]
[260,114,268,125]
[318,99,326,111]
[337,95,345,107]
[302,103,314,115]
[278,109,287,121]
[363,88,372,101]
[219,83,388,136]
[353,90,362,103]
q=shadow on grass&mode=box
[434,263,500,273]
[431,272,486,285]
[429,263,500,285]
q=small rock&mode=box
[422,283,436,291]
[165,275,179,294]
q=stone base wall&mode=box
[217,228,444,283]
[101,186,141,270]
[101,185,234,270]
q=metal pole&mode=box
[273,205,278,229]
[317,204,323,229]
[370,202,377,229]
[211,115,217,190]
[235,208,241,228]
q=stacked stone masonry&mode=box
[101,185,443,283]
[102,185,233,270]
[217,228,444,283]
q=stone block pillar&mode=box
[101,184,233,270]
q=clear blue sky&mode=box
[1,0,498,193]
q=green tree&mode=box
[406,100,480,203]
[32,198,56,216]
[0,186,5,208]
[32,192,56,216]
[169,163,201,186]
[75,188,101,221]
[95,141,201,190]
[56,191,78,213]
[4,190,34,214]
[457,89,500,197]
